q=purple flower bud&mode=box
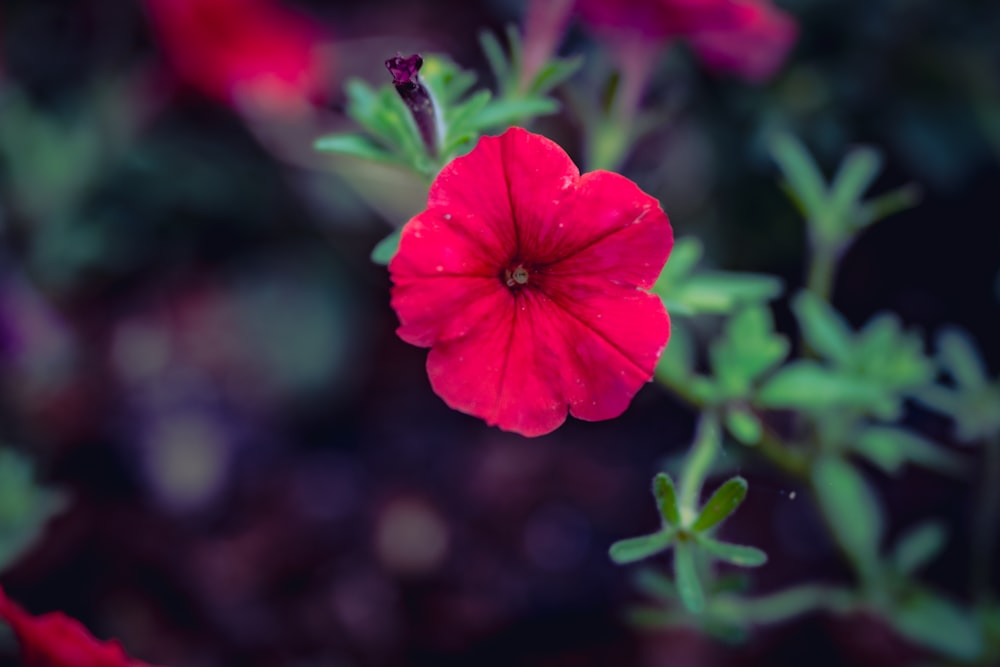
[385,53,439,157]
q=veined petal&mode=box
[543,289,670,421]
[426,292,567,437]
[541,170,672,288]
[393,272,509,348]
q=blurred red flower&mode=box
[578,0,798,81]
[389,128,673,437]
[0,587,160,666]
[144,0,332,115]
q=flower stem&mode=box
[806,240,840,303]
[678,412,721,524]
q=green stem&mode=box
[655,373,809,479]
[973,432,1000,603]
[806,241,840,303]
[678,412,721,523]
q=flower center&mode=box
[504,263,530,288]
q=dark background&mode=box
[1,1,998,665]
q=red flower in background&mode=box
[389,128,673,437]
[0,587,160,666]
[144,0,332,115]
[578,0,797,81]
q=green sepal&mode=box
[696,535,768,567]
[371,228,403,265]
[653,472,682,527]
[609,530,674,564]
[692,476,748,532]
[674,539,705,614]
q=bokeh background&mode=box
[1,0,999,665]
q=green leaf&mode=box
[791,291,853,365]
[478,29,511,92]
[671,272,783,314]
[724,406,762,446]
[609,531,674,564]
[654,472,681,526]
[852,427,965,476]
[938,327,988,390]
[674,540,705,614]
[654,320,694,384]
[314,133,399,164]
[889,590,983,661]
[657,237,703,285]
[471,96,560,130]
[768,133,828,223]
[829,146,883,226]
[692,476,748,532]
[0,448,67,573]
[756,361,891,412]
[710,306,789,397]
[632,567,677,600]
[697,535,768,567]
[891,522,947,576]
[857,183,921,227]
[527,55,584,96]
[811,456,884,578]
[371,228,403,265]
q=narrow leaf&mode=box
[478,30,510,89]
[891,522,947,576]
[724,407,763,446]
[697,535,768,567]
[471,97,559,130]
[609,531,674,564]
[674,540,705,614]
[889,590,983,660]
[314,133,399,164]
[829,146,883,224]
[791,291,853,365]
[768,133,828,221]
[811,456,884,578]
[692,476,748,532]
[656,237,703,286]
[756,361,890,411]
[853,427,966,476]
[857,183,921,227]
[653,472,681,526]
[938,327,988,390]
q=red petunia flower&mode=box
[577,0,797,81]
[144,0,332,115]
[0,587,160,667]
[389,128,673,437]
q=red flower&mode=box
[0,587,160,667]
[389,128,673,437]
[144,0,332,114]
[578,0,797,81]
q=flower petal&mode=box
[541,170,673,289]
[425,291,568,437]
[543,289,670,421]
